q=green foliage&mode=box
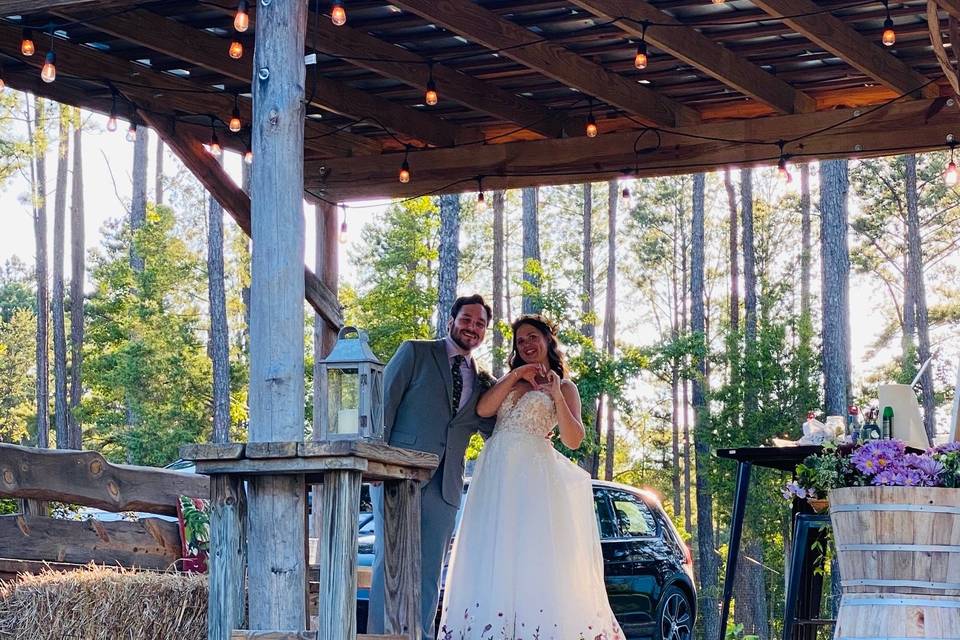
[0,308,35,444]
[80,205,212,466]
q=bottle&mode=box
[882,406,894,439]
[859,406,881,441]
[847,405,861,440]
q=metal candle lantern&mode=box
[318,326,385,440]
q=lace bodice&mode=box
[494,389,557,438]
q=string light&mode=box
[41,50,56,83]
[229,97,242,132]
[331,0,347,27]
[634,22,649,70]
[106,88,118,132]
[21,29,35,57]
[126,120,137,142]
[586,101,598,138]
[399,146,411,183]
[234,0,249,32]
[244,144,253,164]
[711,0,726,4]
[425,64,438,106]
[881,0,895,47]
[208,118,222,157]
[339,206,348,244]
[476,177,485,204]
[945,135,958,186]
[229,39,243,59]
[0,64,5,93]
[777,141,792,184]
[621,184,630,199]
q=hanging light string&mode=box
[881,0,896,47]
[634,21,649,71]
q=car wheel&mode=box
[655,585,693,640]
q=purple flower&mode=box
[782,481,808,500]
[851,440,905,475]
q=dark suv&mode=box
[357,480,696,640]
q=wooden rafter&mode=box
[569,0,817,115]
[141,110,343,332]
[306,97,960,200]
[388,0,700,128]
[56,8,472,147]
[201,0,576,139]
[934,0,960,20]
[0,24,378,158]
[751,0,939,99]
[0,0,146,14]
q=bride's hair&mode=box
[509,314,568,379]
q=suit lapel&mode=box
[431,340,454,412]
[451,360,482,421]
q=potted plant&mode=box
[784,440,960,640]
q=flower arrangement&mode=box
[783,440,960,504]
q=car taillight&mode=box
[683,544,694,580]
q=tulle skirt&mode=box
[437,429,623,640]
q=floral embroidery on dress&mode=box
[439,609,623,640]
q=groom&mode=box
[368,294,495,640]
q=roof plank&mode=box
[388,0,700,128]
[569,0,817,114]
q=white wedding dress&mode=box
[438,389,624,640]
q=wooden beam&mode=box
[141,111,343,332]
[750,0,938,99]
[58,8,468,147]
[388,0,699,128]
[0,0,145,13]
[569,0,816,115]
[307,97,960,199]
[0,442,208,516]
[0,514,182,570]
[0,25,377,159]
[201,0,574,139]
[934,0,960,20]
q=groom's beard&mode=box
[449,327,477,353]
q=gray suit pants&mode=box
[368,459,459,640]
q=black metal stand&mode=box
[717,461,752,640]
[782,513,832,640]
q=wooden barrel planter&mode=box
[829,486,960,640]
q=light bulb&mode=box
[945,161,958,186]
[126,123,137,142]
[881,19,895,47]
[586,115,598,138]
[107,114,118,132]
[209,133,222,157]
[634,44,648,70]
[0,78,5,93]
[331,0,347,26]
[712,0,726,4]
[621,186,630,199]
[778,158,793,184]
[399,160,410,183]
[234,1,249,32]
[477,191,485,204]
[229,40,243,60]
[244,149,253,164]
[425,80,438,106]
[229,109,242,133]
[41,51,56,83]
[21,30,35,57]
[339,220,348,244]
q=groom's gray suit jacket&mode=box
[384,339,494,505]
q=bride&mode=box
[438,315,623,640]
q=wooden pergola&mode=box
[4,1,960,639]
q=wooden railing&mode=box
[0,442,209,579]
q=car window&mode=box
[609,490,657,538]
[593,489,619,539]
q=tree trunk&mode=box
[820,159,852,416]
[521,187,541,315]
[581,183,594,340]
[680,207,691,530]
[130,126,149,273]
[52,106,70,449]
[733,539,770,640]
[905,154,936,442]
[671,201,682,519]
[436,194,460,338]
[901,159,915,382]
[603,181,617,482]
[723,169,739,332]
[799,163,812,324]
[68,115,85,450]
[691,173,720,640]
[30,96,50,449]
[741,168,758,422]
[492,191,505,377]
[208,157,231,445]
[155,139,165,206]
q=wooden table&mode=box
[182,440,439,640]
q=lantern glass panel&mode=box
[328,367,360,435]
[370,369,384,437]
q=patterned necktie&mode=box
[451,355,465,414]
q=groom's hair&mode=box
[450,294,492,326]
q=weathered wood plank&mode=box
[0,0,146,13]
[208,475,247,640]
[246,441,300,459]
[0,515,182,570]
[180,442,246,461]
[0,442,208,516]
[231,633,316,640]
[193,457,368,476]
[315,470,362,640]
[382,480,422,640]
[298,441,438,470]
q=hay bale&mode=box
[0,565,207,640]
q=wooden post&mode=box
[382,480,422,640]
[315,470,362,640]
[208,474,247,640]
[246,0,308,631]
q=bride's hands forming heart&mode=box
[512,363,545,386]
[537,370,562,398]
